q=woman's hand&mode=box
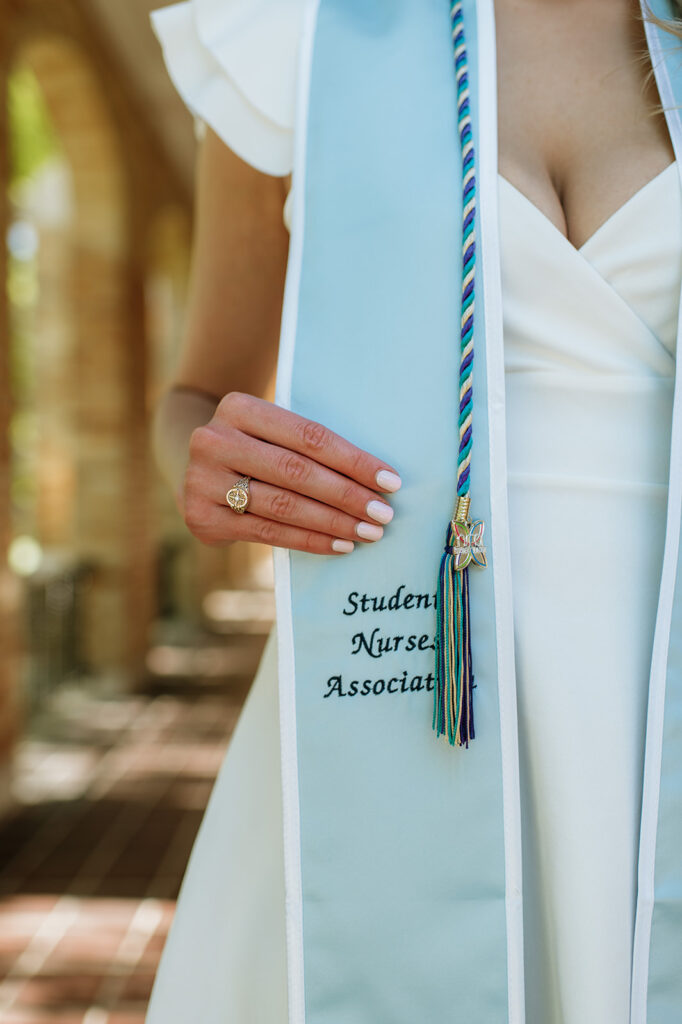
[182,391,402,555]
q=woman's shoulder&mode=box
[150,0,308,177]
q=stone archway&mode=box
[0,0,194,810]
[8,35,142,682]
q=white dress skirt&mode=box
[149,4,682,1021]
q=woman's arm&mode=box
[153,126,289,502]
[153,127,402,555]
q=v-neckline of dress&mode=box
[498,158,681,371]
[498,161,678,257]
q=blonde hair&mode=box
[647,1,682,37]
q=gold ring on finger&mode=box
[226,475,251,514]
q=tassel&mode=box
[434,494,485,747]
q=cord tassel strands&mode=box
[434,1,488,747]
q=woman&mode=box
[147,1,682,1021]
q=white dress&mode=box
[149,5,682,1022]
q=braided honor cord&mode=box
[433,0,488,747]
[455,0,476,500]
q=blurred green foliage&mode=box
[6,64,60,529]
[8,64,62,185]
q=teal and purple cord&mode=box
[453,0,476,500]
[434,1,479,746]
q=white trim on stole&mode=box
[475,2,526,1021]
[631,5,682,1020]
[274,2,321,1022]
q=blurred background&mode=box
[0,1,275,1020]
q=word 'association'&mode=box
[324,670,435,699]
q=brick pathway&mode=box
[0,641,263,1024]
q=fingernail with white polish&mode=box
[366,500,394,524]
[356,522,384,541]
[375,470,402,492]
[332,539,355,553]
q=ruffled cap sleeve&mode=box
[150,0,307,177]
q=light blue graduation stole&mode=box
[274,1,682,1021]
